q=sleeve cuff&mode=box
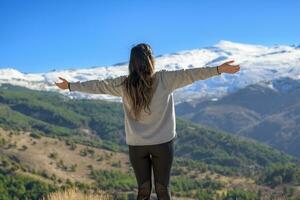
[68,82,71,92]
[216,66,222,75]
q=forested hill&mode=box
[175,77,300,157]
[1,83,300,199]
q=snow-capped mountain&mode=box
[0,40,300,104]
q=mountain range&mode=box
[175,76,300,157]
[1,40,300,157]
[1,40,300,104]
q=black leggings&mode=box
[128,138,174,200]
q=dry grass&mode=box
[0,127,132,184]
[42,187,113,200]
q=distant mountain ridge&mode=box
[1,40,300,104]
[176,76,300,157]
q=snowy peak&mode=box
[0,68,25,79]
[215,40,296,53]
[0,40,300,103]
[215,40,269,53]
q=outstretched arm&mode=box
[161,60,240,93]
[55,76,126,97]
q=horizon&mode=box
[0,39,299,74]
[1,0,300,73]
[0,39,298,74]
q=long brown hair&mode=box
[120,43,156,121]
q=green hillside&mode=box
[175,78,300,158]
[1,83,300,199]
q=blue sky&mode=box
[0,0,299,73]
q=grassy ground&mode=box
[1,127,299,199]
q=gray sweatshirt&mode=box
[69,66,221,146]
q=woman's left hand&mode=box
[55,77,69,90]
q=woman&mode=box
[55,43,240,200]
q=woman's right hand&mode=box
[55,77,69,90]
